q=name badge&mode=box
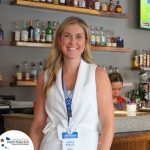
[57,126,79,150]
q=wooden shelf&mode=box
[11,41,52,48]
[92,46,131,52]
[10,81,36,87]
[11,41,131,52]
[0,40,10,46]
[11,0,131,18]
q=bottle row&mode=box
[30,0,123,13]
[11,19,124,47]
[132,49,150,68]
[99,64,119,73]
[14,61,45,82]
[12,20,61,43]
[91,26,124,47]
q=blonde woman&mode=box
[29,16,114,150]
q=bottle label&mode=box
[116,8,122,13]
[34,28,40,42]
[16,72,22,80]
[14,31,20,41]
[46,34,52,42]
[101,4,108,11]
[21,30,28,42]
[94,2,100,10]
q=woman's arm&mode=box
[29,72,47,150]
[96,67,115,150]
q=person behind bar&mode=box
[108,72,126,110]
[29,16,114,150]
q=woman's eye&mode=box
[76,35,83,40]
[64,34,70,37]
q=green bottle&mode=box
[45,21,52,43]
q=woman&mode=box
[108,72,126,110]
[29,16,114,150]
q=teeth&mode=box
[68,48,76,51]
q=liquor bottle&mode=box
[23,61,30,81]
[65,0,71,6]
[109,65,113,73]
[94,0,100,10]
[105,30,111,47]
[95,26,100,45]
[0,24,4,40]
[100,0,108,11]
[40,21,46,43]
[40,0,46,2]
[132,50,139,68]
[143,50,147,67]
[53,0,59,4]
[108,0,115,12]
[111,30,116,47]
[12,21,20,42]
[28,20,34,42]
[34,20,40,42]
[30,62,37,81]
[139,50,143,67]
[99,27,106,46]
[86,0,94,9]
[146,50,150,67]
[90,26,96,45]
[71,0,78,7]
[52,21,58,40]
[37,61,44,77]
[15,65,22,81]
[115,0,122,13]
[60,0,65,5]
[45,21,52,43]
[21,20,28,42]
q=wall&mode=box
[0,0,150,101]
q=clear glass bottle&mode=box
[52,21,58,40]
[15,65,22,81]
[21,20,28,42]
[12,21,20,42]
[90,26,96,45]
[34,20,40,42]
[23,61,30,81]
[30,62,37,81]
[99,27,106,46]
[95,26,100,45]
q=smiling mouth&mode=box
[68,47,77,51]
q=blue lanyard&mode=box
[62,79,74,127]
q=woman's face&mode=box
[111,82,123,100]
[59,24,86,60]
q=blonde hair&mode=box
[44,16,93,96]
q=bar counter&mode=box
[2,111,150,150]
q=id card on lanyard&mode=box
[60,77,79,150]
